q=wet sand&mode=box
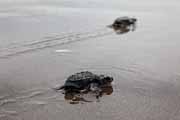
[1,1,180,120]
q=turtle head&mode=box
[133,18,137,22]
[99,75,113,85]
[130,18,137,26]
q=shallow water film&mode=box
[1,0,180,120]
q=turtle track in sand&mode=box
[0,28,113,59]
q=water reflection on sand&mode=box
[64,85,113,104]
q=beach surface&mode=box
[0,0,180,120]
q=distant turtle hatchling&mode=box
[109,16,137,33]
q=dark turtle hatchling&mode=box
[112,16,137,28]
[109,16,137,33]
[56,71,113,94]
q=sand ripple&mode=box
[0,99,17,106]
[0,88,61,118]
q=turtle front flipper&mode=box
[53,85,65,91]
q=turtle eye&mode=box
[132,18,137,22]
[104,77,113,82]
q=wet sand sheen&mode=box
[1,1,180,120]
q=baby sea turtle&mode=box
[109,16,137,34]
[56,71,113,94]
[112,16,137,28]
